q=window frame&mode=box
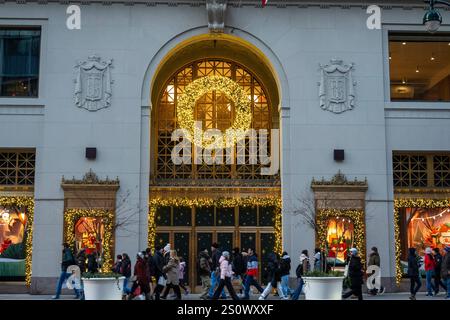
[383,24,450,108]
[0,20,47,103]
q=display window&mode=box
[405,207,450,255]
[0,206,29,279]
[74,217,104,255]
[325,218,355,263]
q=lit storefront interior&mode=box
[389,33,450,101]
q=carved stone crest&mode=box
[318,59,356,114]
[206,0,227,33]
[74,55,113,111]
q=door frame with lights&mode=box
[149,195,281,292]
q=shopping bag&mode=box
[158,276,167,287]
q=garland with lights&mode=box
[176,75,252,149]
[316,208,366,266]
[148,197,282,255]
[394,198,450,285]
[0,196,34,286]
[64,209,114,272]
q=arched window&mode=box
[152,58,276,183]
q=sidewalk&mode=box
[0,292,448,300]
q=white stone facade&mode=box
[0,0,448,293]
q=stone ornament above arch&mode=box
[140,27,290,115]
[74,55,113,112]
[318,59,356,114]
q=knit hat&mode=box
[163,243,171,253]
[425,247,432,254]
[350,248,358,255]
[137,252,144,259]
[222,251,230,258]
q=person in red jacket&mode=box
[129,252,151,300]
[424,247,436,296]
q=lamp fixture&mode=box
[423,0,449,33]
[416,66,420,73]
[431,53,435,60]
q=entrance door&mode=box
[154,204,278,292]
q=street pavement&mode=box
[0,292,448,300]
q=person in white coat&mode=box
[212,251,240,300]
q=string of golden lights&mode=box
[148,197,282,255]
[176,75,252,150]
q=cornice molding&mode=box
[0,0,434,10]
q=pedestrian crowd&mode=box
[51,241,450,300]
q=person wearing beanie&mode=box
[212,251,239,300]
[441,246,450,299]
[342,248,363,300]
[424,247,436,296]
[152,245,167,300]
[291,249,310,300]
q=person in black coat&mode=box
[152,246,166,300]
[407,247,422,300]
[87,251,98,273]
[342,248,364,301]
[231,247,246,278]
[432,248,447,295]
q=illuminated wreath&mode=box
[176,75,252,149]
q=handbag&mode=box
[158,275,167,286]
[344,264,349,277]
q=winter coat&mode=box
[163,257,180,285]
[313,252,321,271]
[153,251,165,278]
[266,253,280,283]
[61,248,75,272]
[120,257,132,277]
[179,261,186,280]
[87,253,98,273]
[76,250,86,273]
[347,255,363,289]
[368,252,380,267]
[145,254,156,279]
[113,260,122,274]
[434,253,443,274]
[219,256,233,279]
[246,254,259,277]
[280,254,291,276]
[198,252,211,277]
[407,248,420,277]
[134,257,149,284]
[211,249,222,271]
[442,251,450,280]
[424,254,435,271]
[296,254,310,278]
[231,252,246,276]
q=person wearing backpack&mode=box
[291,249,310,300]
[52,243,80,299]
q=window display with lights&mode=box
[403,207,450,255]
[325,217,355,264]
[0,206,30,280]
[74,217,105,255]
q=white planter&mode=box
[302,277,344,300]
[82,277,125,300]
